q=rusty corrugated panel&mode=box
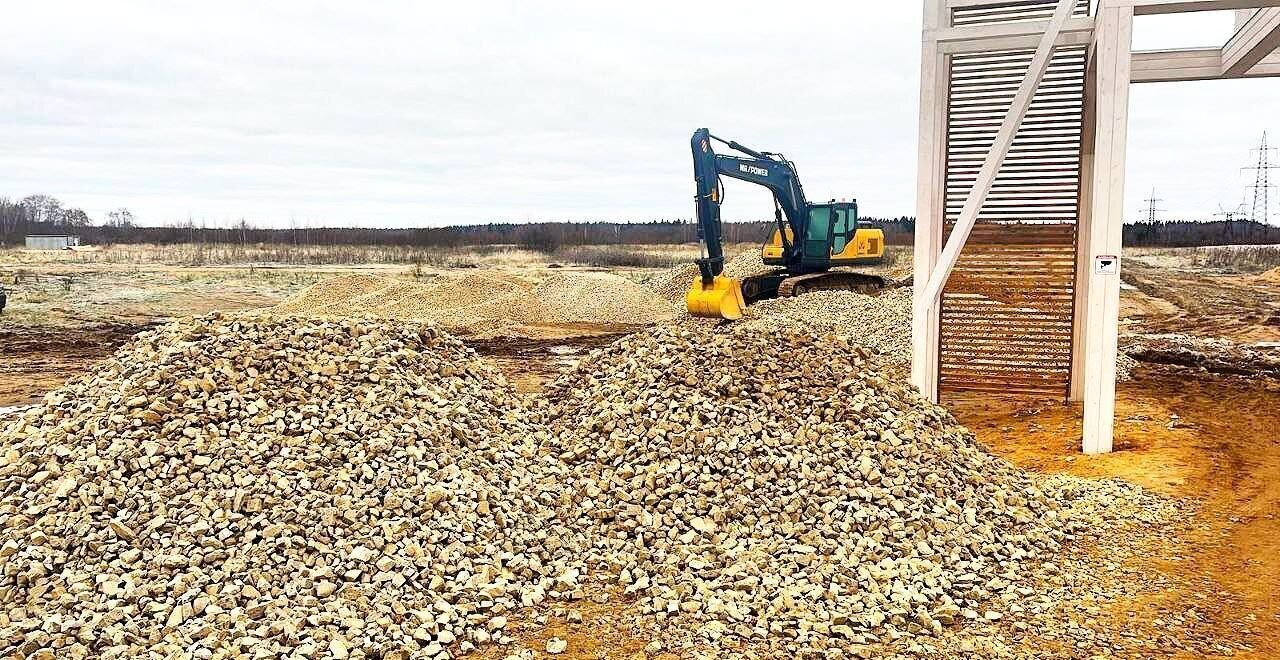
[938,0,1088,399]
[940,223,1077,396]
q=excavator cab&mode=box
[804,203,851,263]
[763,202,882,267]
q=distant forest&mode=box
[3,195,1279,249]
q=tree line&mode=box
[3,194,1277,249]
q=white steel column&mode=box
[1081,2,1134,454]
[912,0,949,402]
[1070,38,1100,403]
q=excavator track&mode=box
[776,271,889,298]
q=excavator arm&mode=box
[690,128,808,283]
[688,127,816,319]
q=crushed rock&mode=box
[536,323,1176,657]
[0,314,588,659]
[533,272,675,325]
[276,270,671,333]
[0,300,1183,658]
[745,287,913,375]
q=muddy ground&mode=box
[0,322,153,407]
[1122,259,1280,343]
[1,246,1278,657]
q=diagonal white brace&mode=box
[913,0,1082,321]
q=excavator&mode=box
[686,128,887,320]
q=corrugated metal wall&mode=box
[939,0,1089,398]
[24,236,78,250]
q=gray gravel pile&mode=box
[537,323,1167,656]
[646,263,699,308]
[746,288,913,375]
[0,313,587,660]
[533,272,675,325]
[645,249,774,317]
[722,249,771,279]
[273,272,547,333]
[0,309,1178,658]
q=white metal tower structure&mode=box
[916,0,1280,454]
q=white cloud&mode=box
[0,1,1275,226]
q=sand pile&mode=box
[272,274,387,314]
[534,272,676,325]
[274,272,544,332]
[277,271,672,332]
[0,314,589,659]
[373,272,544,327]
[537,323,1170,656]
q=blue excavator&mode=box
[686,128,887,320]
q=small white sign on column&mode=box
[1094,255,1119,275]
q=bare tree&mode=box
[106,208,135,228]
[19,195,64,225]
[62,208,93,227]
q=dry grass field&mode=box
[1,241,1278,658]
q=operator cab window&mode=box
[831,208,852,254]
[806,208,833,259]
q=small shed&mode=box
[24,235,81,250]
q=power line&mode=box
[1243,131,1279,226]
[1139,188,1165,223]
[1213,201,1248,223]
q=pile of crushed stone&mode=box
[535,323,1174,657]
[273,272,542,331]
[746,287,913,375]
[532,272,676,325]
[0,314,588,659]
[646,249,775,312]
[0,305,1179,658]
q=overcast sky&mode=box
[1,2,1276,227]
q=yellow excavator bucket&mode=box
[686,275,746,320]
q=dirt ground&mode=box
[467,331,633,393]
[0,322,152,407]
[947,368,1280,659]
[1123,255,1280,343]
[1,244,1278,657]
[0,266,313,406]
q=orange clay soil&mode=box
[947,369,1280,659]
